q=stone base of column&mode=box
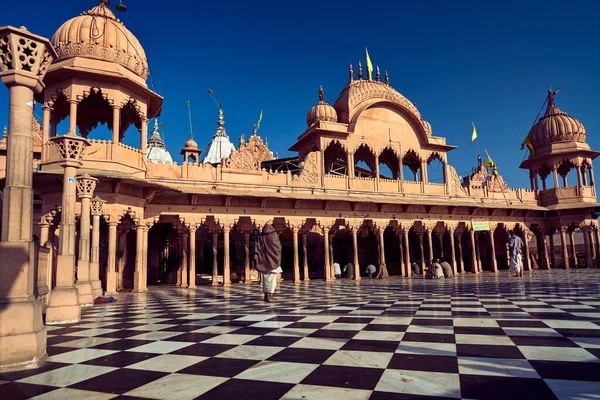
[90,279,103,299]
[46,287,81,325]
[105,270,117,294]
[133,271,144,293]
[0,299,47,372]
[75,281,94,307]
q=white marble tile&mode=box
[266,328,317,337]
[323,323,367,331]
[518,346,600,362]
[18,365,116,387]
[126,324,178,331]
[235,361,318,384]
[125,373,227,400]
[289,337,348,350]
[298,315,340,323]
[127,340,195,354]
[396,342,457,357]
[324,350,392,369]
[349,309,385,315]
[543,320,600,329]
[215,345,284,360]
[571,337,600,348]
[126,331,182,341]
[30,388,117,400]
[572,312,600,319]
[415,310,453,317]
[67,328,120,337]
[178,313,221,320]
[126,354,206,372]
[455,334,514,345]
[249,321,294,329]
[191,325,240,334]
[523,308,566,313]
[201,334,260,345]
[235,314,277,321]
[282,384,371,400]
[53,337,119,348]
[353,331,404,341]
[458,357,539,378]
[406,325,454,334]
[502,327,562,337]
[181,319,225,327]
[375,369,461,398]
[371,317,412,325]
[452,318,499,327]
[46,348,118,364]
[544,378,600,400]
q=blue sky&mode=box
[2,0,599,188]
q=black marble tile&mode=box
[268,347,335,364]
[497,320,549,328]
[309,329,358,339]
[387,353,458,373]
[1,382,57,400]
[530,360,600,381]
[69,369,167,394]
[90,339,154,351]
[301,365,384,390]
[364,324,408,332]
[410,319,454,326]
[196,378,293,400]
[179,357,259,377]
[453,326,505,335]
[244,335,302,347]
[341,339,399,353]
[167,332,218,342]
[459,374,557,400]
[402,333,455,343]
[82,351,158,367]
[456,344,525,359]
[510,336,578,347]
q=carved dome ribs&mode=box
[51,1,149,79]
[306,86,337,126]
[527,89,586,150]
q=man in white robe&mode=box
[508,230,524,277]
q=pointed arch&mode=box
[427,152,445,184]
[402,149,422,182]
[354,143,377,177]
[379,147,400,179]
[324,140,348,176]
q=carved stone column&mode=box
[140,116,148,155]
[180,231,189,287]
[322,225,331,281]
[0,26,56,370]
[548,232,557,269]
[302,233,310,281]
[560,228,570,269]
[437,231,444,258]
[583,226,593,268]
[75,173,97,306]
[350,225,361,280]
[418,231,425,274]
[402,227,411,277]
[46,133,90,325]
[455,231,464,273]
[588,227,596,267]
[469,229,478,273]
[448,228,457,275]
[329,235,335,280]
[426,228,433,263]
[378,226,387,276]
[112,105,120,144]
[189,224,198,289]
[133,221,145,292]
[540,232,550,269]
[89,197,105,298]
[105,218,119,294]
[489,229,498,273]
[569,230,577,267]
[292,226,300,283]
[211,232,218,286]
[244,231,251,284]
[475,232,482,272]
[222,222,232,287]
[141,223,150,292]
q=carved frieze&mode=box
[294,151,320,185]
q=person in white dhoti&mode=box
[252,221,282,302]
[508,230,524,277]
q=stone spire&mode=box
[376,66,381,82]
[200,104,235,164]
[349,63,354,83]
[358,62,363,80]
[2,126,6,140]
[146,119,173,163]
[384,70,389,85]
[214,104,227,138]
[253,124,257,136]
[319,85,325,102]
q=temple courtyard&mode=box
[2,270,600,400]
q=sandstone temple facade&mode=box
[0,0,599,370]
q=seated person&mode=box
[365,264,377,278]
[333,262,342,278]
[411,260,420,276]
[440,258,453,278]
[344,263,354,278]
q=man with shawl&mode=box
[508,230,524,277]
[252,221,282,302]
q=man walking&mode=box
[252,221,282,302]
[508,230,524,277]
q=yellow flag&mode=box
[470,122,477,144]
[365,47,373,80]
[520,136,534,155]
[484,148,494,166]
[257,110,263,130]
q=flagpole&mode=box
[187,100,193,139]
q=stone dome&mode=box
[184,138,198,149]
[146,120,173,163]
[51,1,149,79]
[528,90,586,149]
[306,86,338,126]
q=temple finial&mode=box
[376,66,381,82]
[349,63,354,83]
[548,88,559,106]
[358,62,363,79]
[253,124,257,136]
[239,134,245,147]
[2,126,7,139]
[275,152,279,159]
[384,70,389,85]
[319,86,325,102]
[265,137,269,147]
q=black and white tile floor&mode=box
[2,270,600,399]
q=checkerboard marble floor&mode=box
[3,269,600,400]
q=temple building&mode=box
[0,0,599,369]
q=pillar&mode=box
[449,228,457,274]
[141,226,149,292]
[244,232,251,284]
[418,232,425,274]
[475,232,482,272]
[189,227,197,288]
[223,226,231,287]
[549,233,557,269]
[329,236,335,280]
[595,228,600,267]
[68,100,77,134]
[375,156,380,190]
[105,221,118,294]
[140,117,148,155]
[175,235,182,286]
[181,232,189,287]
[577,165,583,187]
[348,153,355,179]
[352,227,360,281]
[74,174,97,306]
[489,229,498,272]
[42,105,50,159]
[426,229,433,263]
[553,169,559,189]
[112,106,120,144]
[469,229,478,273]
[522,230,531,271]
[133,223,145,292]
[541,232,550,270]
[456,231,465,273]
[323,227,331,281]
[397,231,405,275]
[588,228,596,267]
[302,233,310,281]
[378,227,386,270]
[560,229,570,269]
[211,232,218,285]
[89,198,104,298]
[39,222,50,247]
[569,230,577,267]
[0,27,56,369]
[403,229,411,277]
[583,227,593,268]
[292,227,300,282]
[437,231,444,258]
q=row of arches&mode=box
[323,141,446,184]
[530,158,595,191]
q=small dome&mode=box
[146,119,173,163]
[184,138,198,149]
[528,89,586,150]
[306,86,338,126]
[421,119,432,136]
[51,1,149,79]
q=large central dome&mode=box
[51,0,149,79]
